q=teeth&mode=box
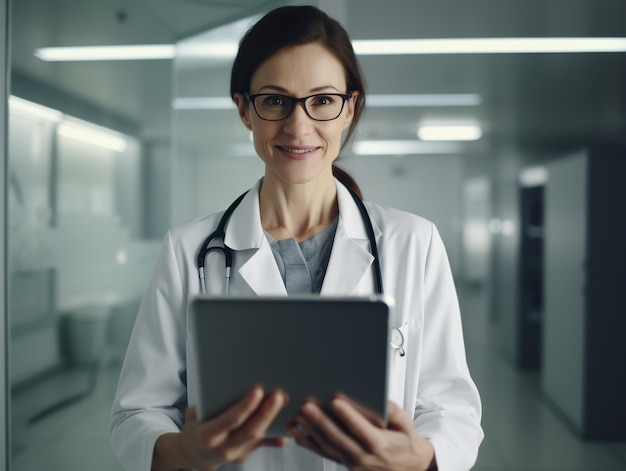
[281,146,313,153]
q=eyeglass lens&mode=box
[253,94,347,121]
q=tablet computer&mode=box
[190,295,392,437]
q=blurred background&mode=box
[2,0,626,469]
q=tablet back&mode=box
[190,295,391,437]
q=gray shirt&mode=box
[264,217,338,294]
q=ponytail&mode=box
[332,165,363,200]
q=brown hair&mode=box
[230,5,365,197]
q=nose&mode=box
[282,101,313,136]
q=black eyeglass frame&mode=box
[243,91,353,122]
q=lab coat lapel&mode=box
[222,178,381,296]
[238,242,287,295]
[224,179,287,296]
[321,181,382,295]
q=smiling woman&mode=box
[109,5,483,471]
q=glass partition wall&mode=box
[5,2,277,468]
[7,95,162,469]
[6,9,170,471]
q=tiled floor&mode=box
[9,285,626,470]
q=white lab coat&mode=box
[109,178,483,471]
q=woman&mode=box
[109,5,483,471]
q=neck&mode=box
[259,174,338,242]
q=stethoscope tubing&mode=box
[196,187,382,295]
[197,191,247,295]
[195,187,404,355]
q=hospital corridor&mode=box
[2,0,626,470]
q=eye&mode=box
[310,95,337,107]
[262,95,289,107]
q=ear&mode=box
[233,93,253,131]
[343,90,360,130]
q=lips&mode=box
[276,145,320,159]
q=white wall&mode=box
[462,176,492,283]
[145,142,171,239]
[174,153,264,226]
[341,155,464,276]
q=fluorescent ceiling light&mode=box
[418,125,482,141]
[352,37,626,55]
[35,44,175,61]
[368,94,481,107]
[9,95,63,121]
[57,121,128,152]
[9,95,130,152]
[177,42,239,59]
[34,37,626,62]
[353,140,464,155]
[173,97,234,110]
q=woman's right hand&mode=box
[152,386,288,471]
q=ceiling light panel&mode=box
[34,37,626,62]
[353,140,464,155]
[367,94,481,107]
[353,37,626,55]
[35,45,175,61]
[417,125,482,141]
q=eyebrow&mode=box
[255,84,341,94]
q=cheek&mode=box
[250,126,276,155]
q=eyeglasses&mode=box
[244,91,353,121]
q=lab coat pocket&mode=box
[387,321,409,406]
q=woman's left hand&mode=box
[288,398,436,471]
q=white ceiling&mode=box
[10,0,626,158]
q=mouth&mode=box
[276,145,320,159]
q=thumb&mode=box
[387,401,415,433]
[185,405,198,423]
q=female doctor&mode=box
[109,5,482,471]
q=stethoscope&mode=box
[196,186,405,356]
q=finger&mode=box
[293,415,350,463]
[201,386,265,444]
[334,393,385,427]
[185,405,198,423]
[288,422,326,457]
[260,437,289,448]
[228,390,287,448]
[240,390,287,434]
[200,390,286,464]
[299,402,363,462]
[386,400,416,433]
[329,397,382,452]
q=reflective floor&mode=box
[10,285,626,471]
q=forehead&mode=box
[250,43,347,93]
